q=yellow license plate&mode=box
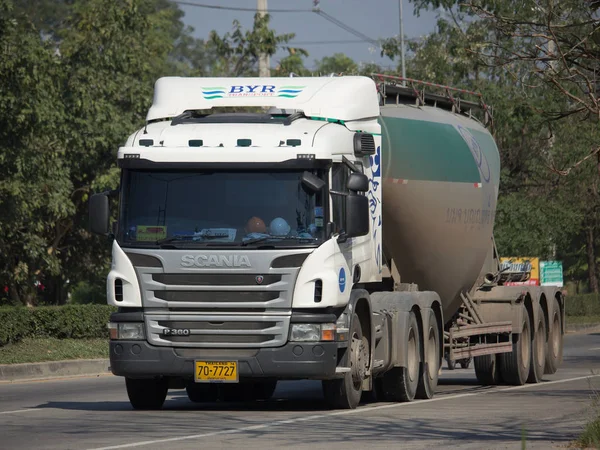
[194,361,238,383]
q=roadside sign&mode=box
[499,257,539,286]
[540,261,563,287]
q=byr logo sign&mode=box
[202,85,305,99]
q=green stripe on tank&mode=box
[379,116,482,183]
[469,128,500,185]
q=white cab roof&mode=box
[146,76,380,123]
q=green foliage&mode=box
[209,12,306,77]
[577,416,600,449]
[0,337,109,364]
[0,304,116,346]
[70,281,106,305]
[314,53,358,75]
[565,294,600,317]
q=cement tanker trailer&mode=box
[89,74,565,411]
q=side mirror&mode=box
[301,171,325,193]
[347,172,369,192]
[343,194,369,239]
[89,193,110,235]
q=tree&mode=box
[0,0,72,306]
[209,12,307,77]
[314,53,358,75]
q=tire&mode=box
[380,311,421,402]
[528,303,547,383]
[545,297,563,375]
[459,357,472,369]
[125,377,169,410]
[322,311,368,409]
[474,354,501,385]
[186,382,219,403]
[416,309,440,399]
[500,307,532,386]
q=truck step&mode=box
[335,367,351,374]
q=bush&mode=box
[70,281,107,305]
[0,304,117,347]
[565,294,600,317]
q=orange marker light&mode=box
[321,324,336,341]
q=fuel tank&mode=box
[378,104,500,323]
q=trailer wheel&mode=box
[544,296,563,375]
[125,377,168,410]
[380,310,421,402]
[322,311,367,409]
[474,354,501,385]
[416,309,440,399]
[528,303,547,383]
[500,308,532,386]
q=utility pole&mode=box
[398,0,406,85]
[258,0,270,77]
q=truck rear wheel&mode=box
[125,377,168,410]
[322,312,367,409]
[500,308,531,386]
[474,354,501,385]
[416,309,440,399]
[380,310,421,402]
[544,296,563,375]
[528,303,547,383]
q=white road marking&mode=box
[0,408,39,415]
[86,374,600,450]
[589,347,600,351]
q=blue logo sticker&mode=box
[338,267,346,293]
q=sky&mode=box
[177,0,442,71]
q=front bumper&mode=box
[109,340,343,380]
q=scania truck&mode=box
[89,74,565,410]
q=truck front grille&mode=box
[154,290,279,303]
[145,315,290,348]
[142,271,294,313]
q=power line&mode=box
[171,1,310,13]
[313,9,379,46]
[292,39,368,45]
[173,1,381,47]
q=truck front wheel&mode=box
[125,377,168,410]
[322,311,368,409]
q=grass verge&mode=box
[567,316,600,326]
[576,417,600,449]
[0,338,108,364]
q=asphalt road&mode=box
[1,333,600,450]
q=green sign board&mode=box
[540,261,563,287]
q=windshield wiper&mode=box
[241,235,317,246]
[241,236,274,246]
[156,234,197,245]
[156,234,230,246]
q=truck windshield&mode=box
[117,169,327,248]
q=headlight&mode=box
[108,322,145,340]
[290,323,336,342]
